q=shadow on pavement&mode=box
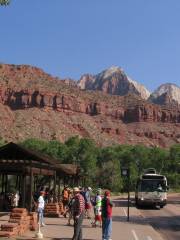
[46,223,69,227]
[52,239,94,240]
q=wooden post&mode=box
[21,175,26,208]
[15,175,18,189]
[18,175,21,194]
[53,171,56,203]
[1,174,4,193]
[30,169,33,211]
[5,174,8,194]
[48,176,51,190]
[34,176,36,193]
[58,176,60,202]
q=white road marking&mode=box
[122,207,127,216]
[132,229,139,240]
[147,236,153,240]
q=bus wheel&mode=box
[155,204,160,210]
[136,201,141,209]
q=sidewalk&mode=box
[0,201,164,240]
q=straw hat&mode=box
[73,187,80,192]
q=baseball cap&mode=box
[104,190,110,196]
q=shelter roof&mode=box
[0,142,59,166]
[56,164,79,175]
[0,142,79,176]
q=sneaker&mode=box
[41,223,46,227]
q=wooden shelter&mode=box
[0,142,79,211]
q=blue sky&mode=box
[0,0,180,91]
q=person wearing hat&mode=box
[101,190,113,240]
[72,187,85,240]
[37,191,46,227]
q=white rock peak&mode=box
[127,76,151,100]
[78,66,151,100]
[99,66,122,79]
[152,83,180,104]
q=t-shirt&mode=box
[38,196,45,209]
[101,197,113,218]
[95,195,102,208]
[85,191,91,203]
[63,189,69,200]
[73,193,85,217]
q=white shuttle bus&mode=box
[135,168,168,208]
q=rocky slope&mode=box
[78,66,151,100]
[0,63,179,148]
[149,83,180,107]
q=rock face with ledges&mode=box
[0,63,179,147]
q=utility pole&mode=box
[121,167,130,221]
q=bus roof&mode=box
[141,174,166,180]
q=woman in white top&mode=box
[37,191,45,227]
[12,191,20,208]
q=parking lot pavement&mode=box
[0,203,164,240]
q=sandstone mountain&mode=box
[149,83,180,107]
[78,66,151,100]
[0,63,179,148]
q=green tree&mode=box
[0,138,5,147]
[20,138,48,152]
[149,147,169,174]
[45,140,67,162]
[131,145,151,174]
[0,0,10,6]
[77,138,98,185]
[168,144,180,172]
[97,146,122,191]
[64,136,81,164]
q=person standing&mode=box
[11,191,20,208]
[84,187,92,219]
[92,188,102,227]
[101,190,113,240]
[37,191,46,227]
[72,187,85,240]
[62,186,69,217]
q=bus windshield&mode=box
[140,179,166,192]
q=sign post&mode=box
[121,167,130,221]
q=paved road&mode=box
[138,193,180,240]
[0,194,179,239]
[0,199,164,240]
